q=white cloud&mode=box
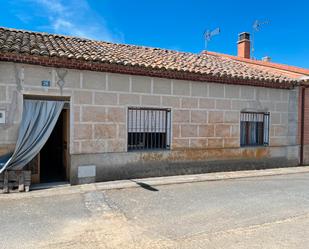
[34,0,66,14]
[14,13,32,23]
[14,0,124,43]
[52,19,73,31]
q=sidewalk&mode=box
[1,166,309,200]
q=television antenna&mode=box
[204,27,220,52]
[251,20,270,59]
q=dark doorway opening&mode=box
[40,110,67,183]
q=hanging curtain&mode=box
[0,99,64,173]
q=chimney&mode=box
[237,32,251,59]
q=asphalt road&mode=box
[1,173,309,248]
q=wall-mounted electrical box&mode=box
[0,110,6,124]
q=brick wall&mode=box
[302,88,309,144]
[0,61,299,157]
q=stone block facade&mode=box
[0,61,301,183]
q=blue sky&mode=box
[1,0,308,68]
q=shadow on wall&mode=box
[130,180,159,192]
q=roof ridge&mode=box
[0,26,196,56]
[204,51,309,76]
[0,26,92,41]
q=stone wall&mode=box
[67,65,299,154]
[70,145,299,184]
[0,61,300,182]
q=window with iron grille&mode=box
[240,112,270,146]
[127,107,171,151]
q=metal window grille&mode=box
[127,107,171,151]
[240,112,270,146]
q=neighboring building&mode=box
[0,27,308,185]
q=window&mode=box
[240,112,269,146]
[128,107,171,151]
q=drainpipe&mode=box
[300,86,305,165]
[300,77,309,165]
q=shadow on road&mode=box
[131,180,159,191]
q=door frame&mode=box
[23,94,71,184]
[62,107,70,180]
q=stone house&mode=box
[0,27,308,185]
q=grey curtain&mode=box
[0,99,64,173]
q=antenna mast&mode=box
[251,20,269,59]
[204,27,220,53]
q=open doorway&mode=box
[27,102,70,184]
[39,109,64,182]
[40,108,70,183]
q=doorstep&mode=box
[30,181,70,191]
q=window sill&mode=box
[128,148,170,153]
[240,145,269,148]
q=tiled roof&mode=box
[0,27,306,87]
[205,51,309,78]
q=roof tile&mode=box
[0,27,306,86]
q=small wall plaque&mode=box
[41,80,51,87]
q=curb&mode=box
[1,166,309,200]
[94,166,309,191]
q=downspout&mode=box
[299,77,309,165]
[300,86,305,165]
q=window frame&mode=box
[240,111,270,147]
[127,107,171,152]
